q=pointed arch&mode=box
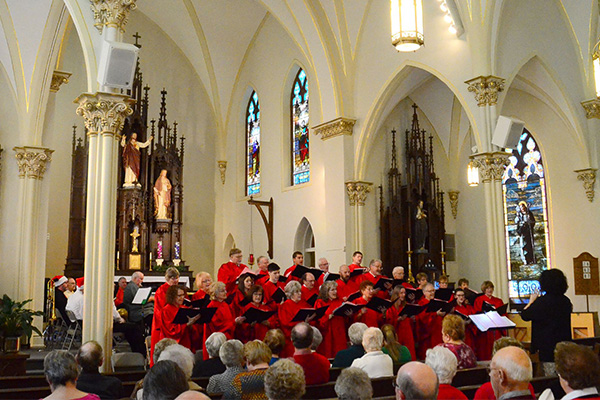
[222,233,236,262]
[294,217,315,267]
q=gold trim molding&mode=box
[447,190,459,219]
[13,146,54,180]
[50,70,72,93]
[345,180,372,206]
[465,75,505,107]
[217,161,227,185]
[90,0,137,33]
[313,117,356,140]
[581,99,600,119]
[75,92,134,135]
[469,152,510,183]
[575,168,597,202]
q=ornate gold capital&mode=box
[90,0,137,33]
[313,117,356,140]
[470,152,510,183]
[575,168,597,202]
[581,99,600,119]
[50,70,72,93]
[74,92,134,135]
[217,161,227,185]
[345,181,372,206]
[447,190,459,219]
[465,75,505,107]
[13,146,54,180]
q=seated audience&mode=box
[153,338,177,365]
[264,359,306,400]
[332,322,368,368]
[351,327,393,378]
[42,350,100,400]
[263,329,285,365]
[439,314,477,369]
[334,367,373,400]
[311,326,323,351]
[175,391,210,400]
[488,346,534,400]
[381,324,412,366]
[394,361,439,400]
[291,322,330,385]
[555,341,600,400]
[158,344,202,392]
[192,332,226,377]
[228,340,272,400]
[142,360,189,400]
[75,341,123,399]
[207,340,244,395]
[425,346,467,400]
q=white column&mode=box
[345,181,373,252]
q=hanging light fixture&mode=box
[391,0,424,52]
[593,39,600,97]
[467,132,479,186]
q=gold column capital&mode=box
[575,168,597,202]
[50,70,72,93]
[447,190,460,219]
[75,92,134,135]
[13,146,54,180]
[470,151,510,183]
[465,75,505,107]
[345,180,372,206]
[581,98,600,119]
[217,161,227,185]
[313,117,356,140]
[90,0,137,33]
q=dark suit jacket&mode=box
[123,282,143,323]
[192,357,226,378]
[77,371,124,400]
[332,344,365,368]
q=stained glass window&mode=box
[501,129,550,300]
[246,91,260,195]
[291,69,309,185]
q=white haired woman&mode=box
[350,327,393,378]
[314,280,348,358]
[278,280,313,357]
[425,346,467,400]
[207,339,244,395]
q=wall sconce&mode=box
[391,0,424,52]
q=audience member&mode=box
[142,360,189,400]
[75,341,123,399]
[264,359,306,400]
[555,341,600,400]
[263,329,285,365]
[395,361,439,400]
[425,346,467,400]
[153,338,177,365]
[332,322,367,368]
[489,346,534,400]
[158,344,201,392]
[192,332,226,377]
[42,350,100,400]
[351,327,393,378]
[207,340,244,395]
[381,324,411,366]
[334,367,373,400]
[311,325,323,351]
[439,314,477,369]
[174,391,210,400]
[227,340,272,400]
[291,322,330,384]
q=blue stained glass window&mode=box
[291,69,309,185]
[246,91,260,195]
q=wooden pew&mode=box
[451,366,489,387]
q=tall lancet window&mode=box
[291,69,309,185]
[246,91,260,195]
[502,129,550,301]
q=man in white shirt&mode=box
[65,277,84,321]
[351,327,393,378]
[555,341,600,400]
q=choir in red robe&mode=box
[314,284,348,358]
[474,283,505,360]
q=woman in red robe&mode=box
[191,272,212,301]
[385,285,416,360]
[473,280,505,360]
[239,285,277,341]
[453,288,477,350]
[150,267,180,364]
[159,285,200,352]
[278,281,312,357]
[203,281,245,359]
[416,283,446,360]
[232,273,255,317]
[353,280,383,328]
[314,281,348,358]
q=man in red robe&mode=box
[315,257,330,287]
[360,259,391,299]
[255,255,270,285]
[284,251,304,282]
[300,273,319,305]
[349,251,364,272]
[263,263,285,310]
[217,248,247,294]
[336,264,360,301]
[416,283,446,360]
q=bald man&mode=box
[489,346,534,400]
[395,361,439,400]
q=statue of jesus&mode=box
[121,132,153,187]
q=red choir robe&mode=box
[189,289,209,348]
[159,303,194,351]
[150,282,170,364]
[283,265,302,283]
[191,289,208,301]
[473,294,504,360]
[385,303,416,360]
[262,280,285,310]
[203,300,236,359]
[416,297,444,360]
[255,270,269,285]
[301,285,319,305]
[240,302,277,341]
[349,263,363,272]
[314,298,348,358]
[336,278,360,301]
[217,261,246,294]
[360,272,390,299]
[278,299,311,357]
[114,287,124,307]
[231,288,250,317]
[454,303,477,350]
[353,296,383,328]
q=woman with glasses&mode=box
[159,285,200,352]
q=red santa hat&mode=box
[76,277,84,290]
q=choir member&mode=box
[239,285,276,341]
[217,248,247,294]
[192,272,212,301]
[440,314,477,369]
[278,281,312,357]
[263,263,285,309]
[360,259,391,299]
[255,256,270,285]
[159,285,200,352]
[349,251,363,272]
[150,267,181,364]
[416,272,429,290]
[385,285,415,359]
[353,280,383,328]
[438,275,454,302]
[392,267,413,290]
[457,278,470,290]
[315,258,330,286]
[300,273,319,305]
[453,288,476,349]
[416,283,445,360]
[283,251,304,282]
[232,273,255,317]
[473,280,504,360]
[336,264,361,301]
[314,281,348,358]
[203,282,245,359]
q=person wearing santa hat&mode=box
[66,277,85,322]
[53,276,69,321]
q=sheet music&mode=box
[132,287,152,304]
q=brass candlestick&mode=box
[441,251,447,275]
[407,250,415,284]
